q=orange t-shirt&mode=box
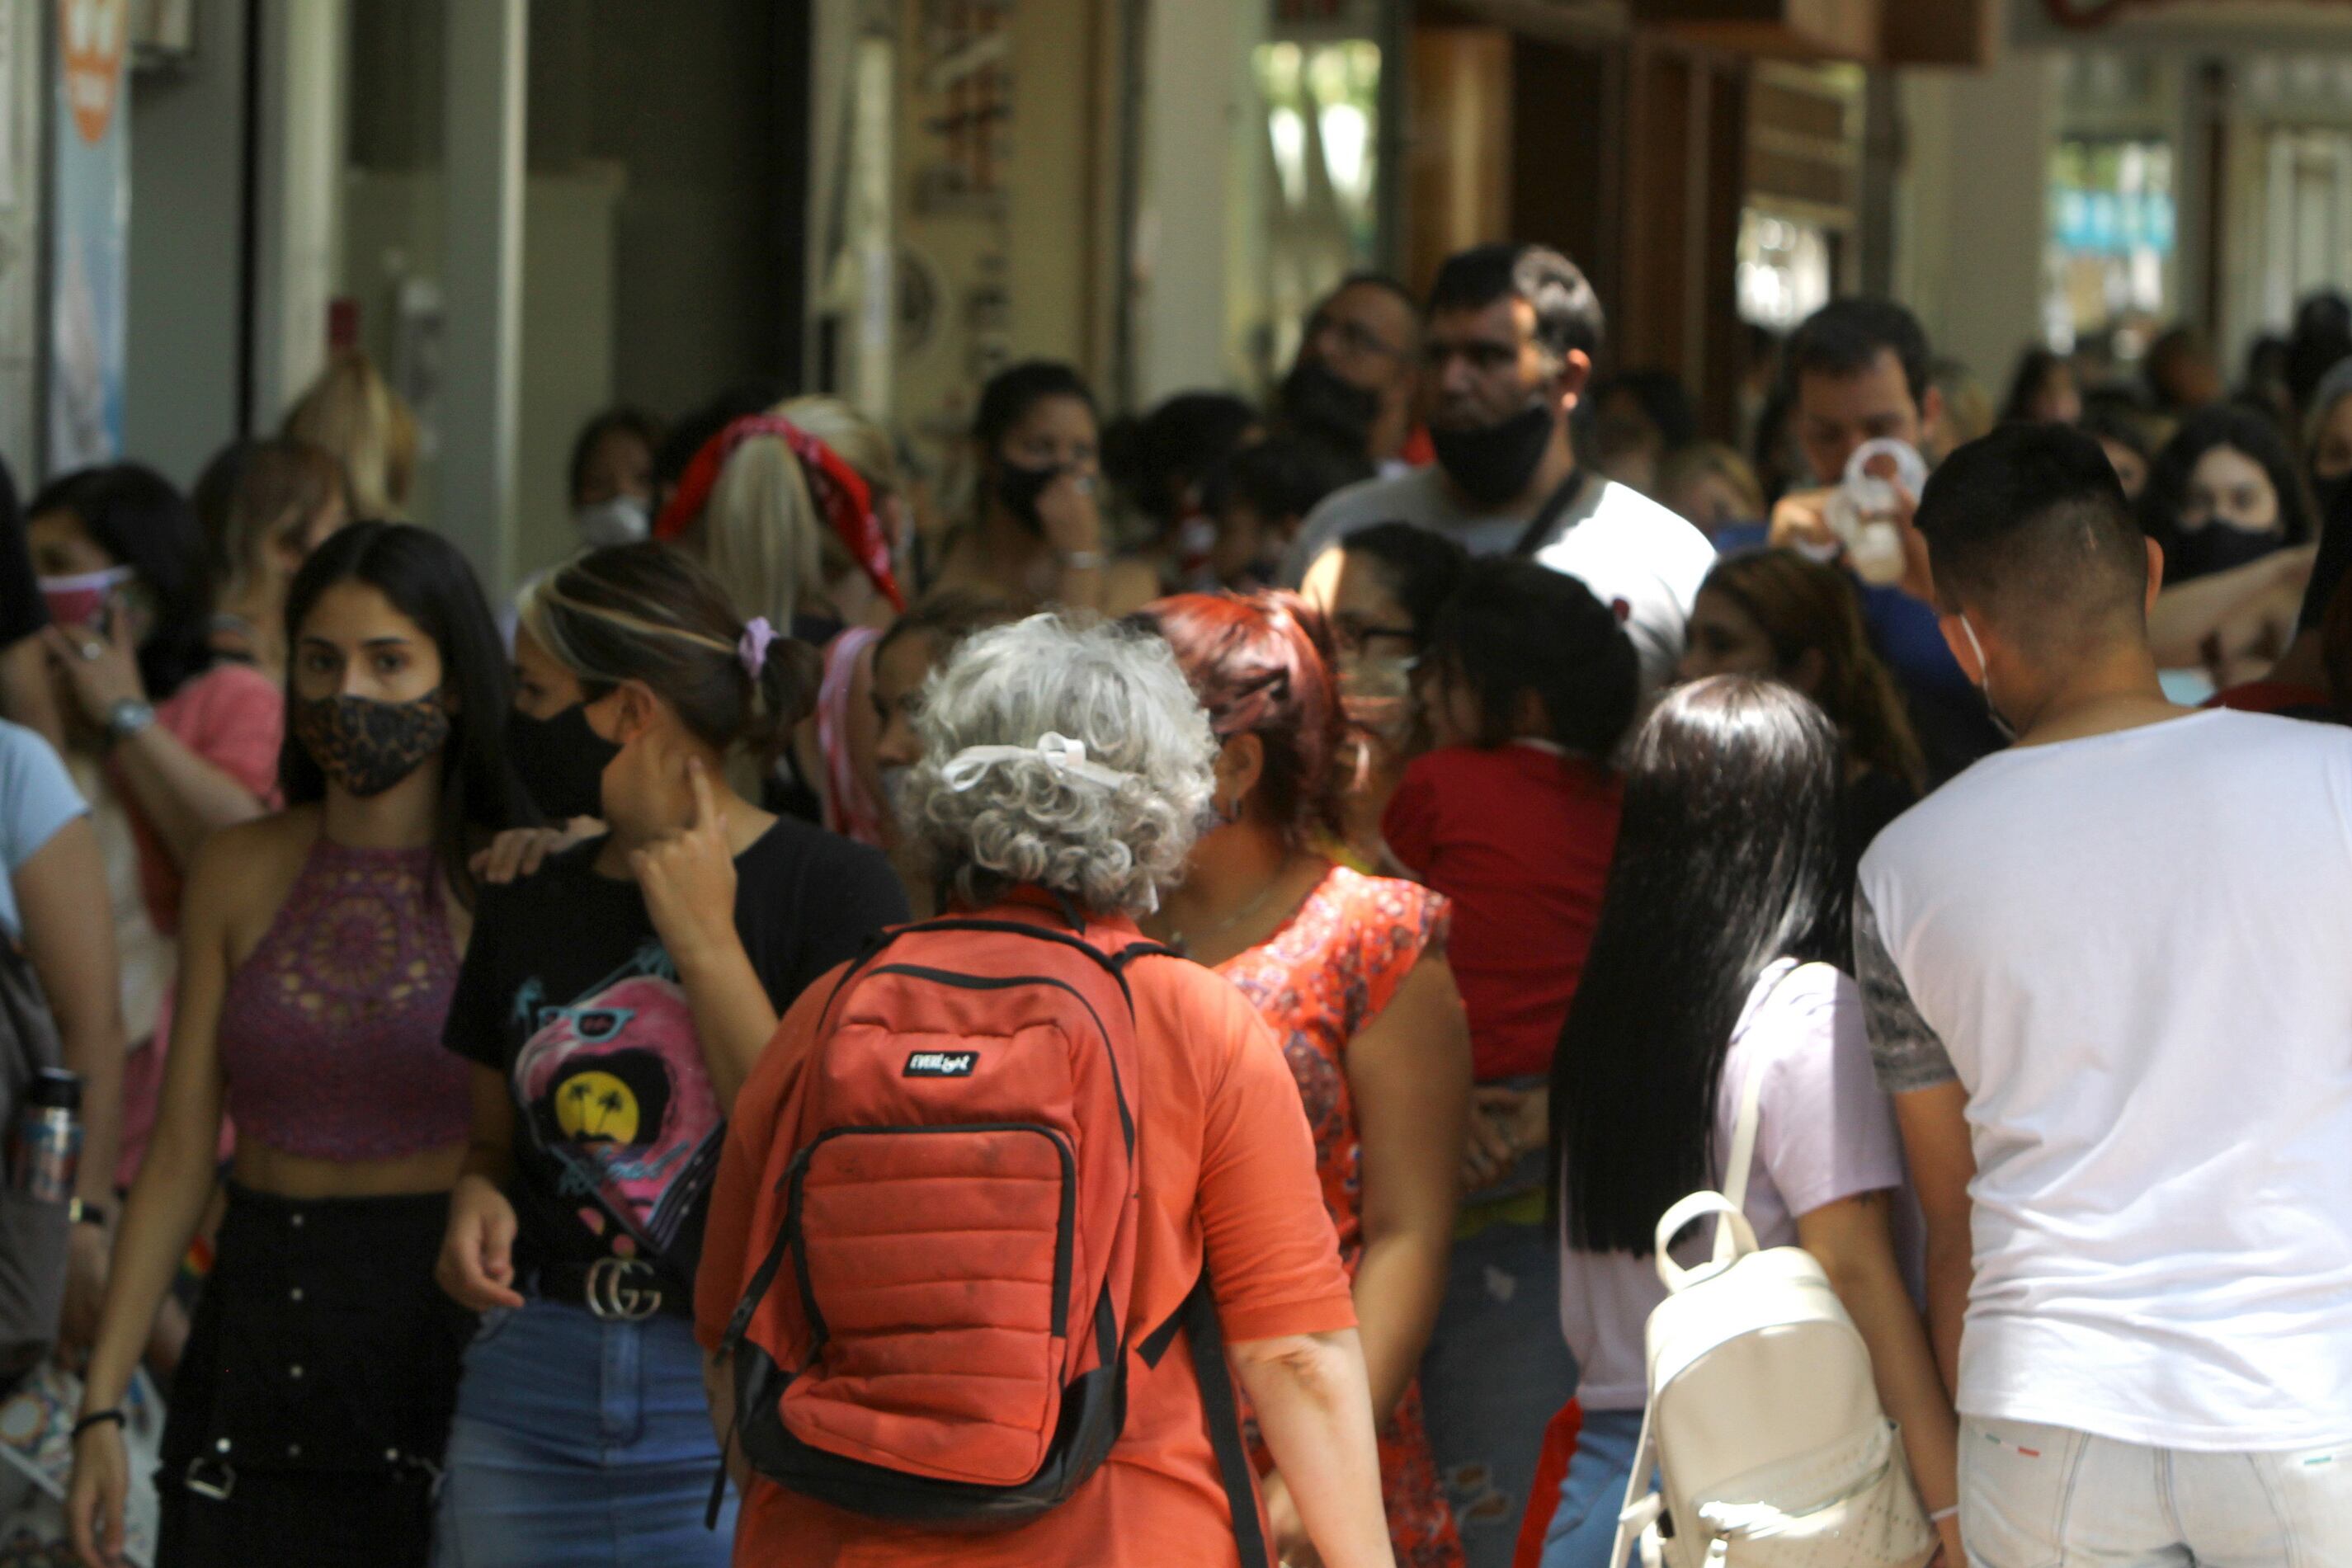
[695,903,1359,1568]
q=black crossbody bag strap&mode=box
[1508,467,1591,559]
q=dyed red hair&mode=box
[1138,590,1347,848]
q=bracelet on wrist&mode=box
[1055,548,1106,572]
[1928,1503,1959,1523]
[73,1410,126,1439]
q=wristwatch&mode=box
[105,697,155,746]
[68,1197,111,1228]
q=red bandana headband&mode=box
[653,413,906,613]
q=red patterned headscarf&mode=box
[653,413,906,613]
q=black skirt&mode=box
[154,1183,473,1568]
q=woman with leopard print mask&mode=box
[68,523,533,1568]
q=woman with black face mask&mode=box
[433,543,907,1566]
[926,360,1162,616]
[2140,403,2324,693]
[68,523,531,1568]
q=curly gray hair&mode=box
[901,614,1215,917]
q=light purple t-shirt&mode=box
[1558,960,1907,1410]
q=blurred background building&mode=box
[2,0,2350,591]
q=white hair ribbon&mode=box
[942,732,1135,793]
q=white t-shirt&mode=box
[1279,466,1717,691]
[1855,709,2352,1451]
[1559,961,1906,1410]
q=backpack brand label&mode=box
[903,1051,979,1078]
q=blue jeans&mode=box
[1539,1408,1644,1568]
[431,1300,738,1567]
[1417,1212,1580,1568]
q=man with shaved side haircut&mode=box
[1856,423,2352,1566]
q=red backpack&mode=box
[715,903,1270,1559]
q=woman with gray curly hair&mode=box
[899,612,1215,915]
[697,614,1398,1568]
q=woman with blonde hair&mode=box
[200,437,351,678]
[653,397,906,640]
[651,399,910,836]
[283,351,417,521]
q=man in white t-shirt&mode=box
[1856,423,2352,1565]
[1279,244,1714,690]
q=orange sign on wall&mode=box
[59,0,126,145]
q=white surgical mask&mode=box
[575,495,650,548]
[1958,613,2017,743]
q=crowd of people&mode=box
[0,231,2345,1568]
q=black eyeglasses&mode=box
[1332,613,1418,652]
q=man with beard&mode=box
[1279,274,1425,473]
[1280,244,1714,690]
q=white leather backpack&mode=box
[1608,963,1935,1568]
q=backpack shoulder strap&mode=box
[1176,1268,1275,1568]
[1606,1400,1663,1568]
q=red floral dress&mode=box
[1218,864,1464,1568]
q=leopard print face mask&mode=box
[293,692,453,798]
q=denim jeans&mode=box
[1417,1211,1580,1568]
[1539,1408,1644,1568]
[1960,1417,2352,1567]
[431,1300,738,1567]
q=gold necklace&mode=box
[1169,854,1299,956]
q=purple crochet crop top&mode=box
[217,838,471,1161]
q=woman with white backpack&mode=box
[1538,676,1961,1568]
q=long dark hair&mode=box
[2138,401,2318,572]
[1999,346,2072,425]
[280,523,535,905]
[1551,677,1844,1255]
[31,464,213,699]
[1424,558,1638,756]
[973,360,1097,454]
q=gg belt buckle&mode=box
[587,1256,660,1321]
[183,1454,236,1500]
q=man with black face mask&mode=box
[1280,244,1714,690]
[1277,274,1423,473]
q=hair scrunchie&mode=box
[738,616,779,680]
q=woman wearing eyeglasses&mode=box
[1301,522,1468,862]
[431,543,906,1567]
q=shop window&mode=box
[1737,208,1832,330]
[1228,3,1386,396]
[2045,136,2173,357]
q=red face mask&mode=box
[38,566,133,629]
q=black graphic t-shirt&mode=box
[445,817,907,1286]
